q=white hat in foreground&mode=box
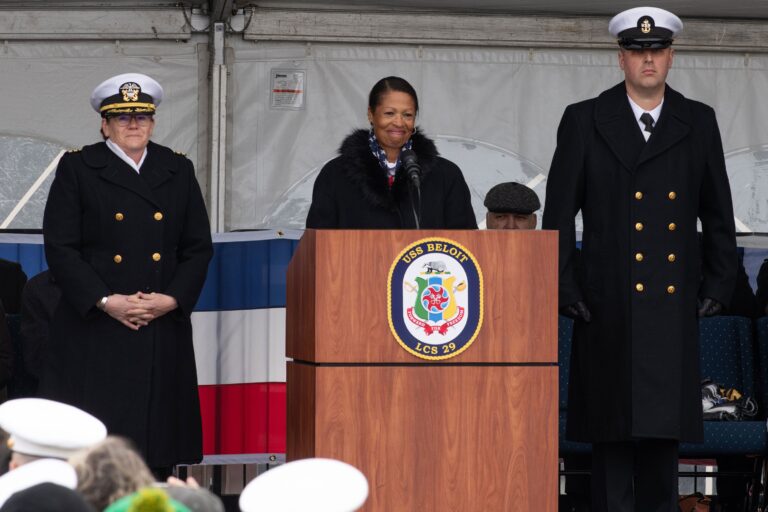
[239,458,368,512]
[0,458,77,508]
[0,398,107,459]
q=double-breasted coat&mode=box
[41,141,213,466]
[542,83,737,443]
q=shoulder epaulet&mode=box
[174,150,187,157]
[67,148,82,153]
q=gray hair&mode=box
[69,436,154,511]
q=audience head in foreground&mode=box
[0,398,106,470]
[69,436,154,512]
[239,458,368,512]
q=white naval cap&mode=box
[239,458,369,512]
[0,458,77,508]
[89,72,164,117]
[609,7,683,49]
[0,398,107,460]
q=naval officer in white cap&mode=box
[543,6,736,512]
[0,399,103,508]
[0,460,79,509]
[41,73,213,478]
[0,398,106,470]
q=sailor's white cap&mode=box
[609,7,683,49]
[0,458,77,508]
[0,398,107,460]
[239,458,369,512]
[89,73,163,117]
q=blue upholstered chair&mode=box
[755,318,768,429]
[679,317,767,511]
[752,317,768,510]
[559,316,767,510]
[680,317,766,456]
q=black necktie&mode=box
[640,112,654,134]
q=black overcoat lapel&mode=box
[83,142,162,208]
[594,82,646,172]
[636,85,692,167]
[140,141,177,190]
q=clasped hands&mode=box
[102,292,178,330]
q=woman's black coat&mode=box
[306,129,477,229]
[41,141,213,467]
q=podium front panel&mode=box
[287,362,558,512]
[287,229,557,364]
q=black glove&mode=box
[698,297,723,318]
[561,301,592,323]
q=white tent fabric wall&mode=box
[0,39,204,229]
[228,40,768,232]
[3,36,768,232]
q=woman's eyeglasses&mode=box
[109,114,153,127]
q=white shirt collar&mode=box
[105,138,147,173]
[627,95,664,141]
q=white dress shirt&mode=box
[106,138,147,173]
[627,95,664,142]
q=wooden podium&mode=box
[286,230,558,511]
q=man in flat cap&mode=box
[483,182,539,230]
[543,7,737,512]
[41,73,213,478]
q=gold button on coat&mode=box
[152,253,161,262]
[668,223,677,231]
[668,191,677,200]
[115,213,124,221]
[634,191,643,200]
[154,212,163,221]
[635,283,644,292]
[668,253,676,262]
[667,285,676,294]
[635,222,643,231]
[113,255,122,264]
[635,252,644,262]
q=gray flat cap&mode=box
[484,182,540,214]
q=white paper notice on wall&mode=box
[270,69,306,110]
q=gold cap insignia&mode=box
[120,82,141,102]
[639,17,653,34]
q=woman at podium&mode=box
[306,76,477,229]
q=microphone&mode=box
[400,149,422,229]
[401,150,421,188]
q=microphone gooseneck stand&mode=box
[401,149,422,229]
[409,182,421,229]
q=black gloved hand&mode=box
[698,297,723,318]
[561,301,592,323]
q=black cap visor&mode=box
[618,26,674,50]
[619,38,673,50]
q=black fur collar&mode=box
[337,128,439,211]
